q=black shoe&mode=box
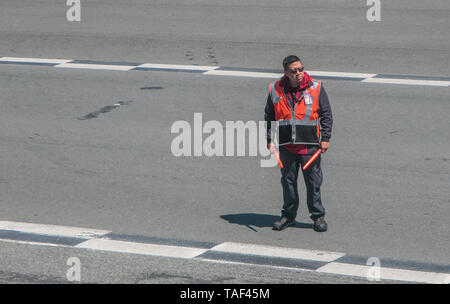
[273,217,296,231]
[313,217,328,232]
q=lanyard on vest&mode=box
[284,87,314,122]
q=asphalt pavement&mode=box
[0,0,449,285]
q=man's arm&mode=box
[318,85,333,142]
[265,94,275,150]
[318,85,333,152]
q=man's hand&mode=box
[320,141,330,153]
[267,142,276,153]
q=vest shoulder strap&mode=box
[269,80,281,104]
[311,80,321,91]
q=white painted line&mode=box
[3,56,449,88]
[76,239,208,259]
[136,63,219,71]
[0,221,111,239]
[445,274,450,284]
[203,70,283,79]
[210,242,346,262]
[362,77,450,87]
[316,262,450,284]
[308,70,377,79]
[54,63,135,71]
[0,57,72,64]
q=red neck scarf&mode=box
[281,72,313,91]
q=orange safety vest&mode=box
[269,78,321,145]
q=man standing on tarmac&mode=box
[265,55,333,232]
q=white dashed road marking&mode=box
[0,221,448,284]
[362,77,450,87]
[308,70,377,79]
[203,69,283,78]
[316,262,449,284]
[135,63,219,71]
[1,56,449,87]
[0,220,110,239]
[209,242,345,262]
[76,238,208,259]
[55,63,136,71]
[0,57,72,64]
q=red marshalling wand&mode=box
[302,149,322,171]
[273,150,283,168]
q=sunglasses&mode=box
[288,67,304,74]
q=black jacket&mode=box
[264,79,333,154]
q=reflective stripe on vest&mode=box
[269,81,281,104]
[269,79,321,145]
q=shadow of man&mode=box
[220,213,313,232]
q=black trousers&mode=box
[279,147,325,221]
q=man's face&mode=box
[284,61,304,87]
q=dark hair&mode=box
[283,55,302,70]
